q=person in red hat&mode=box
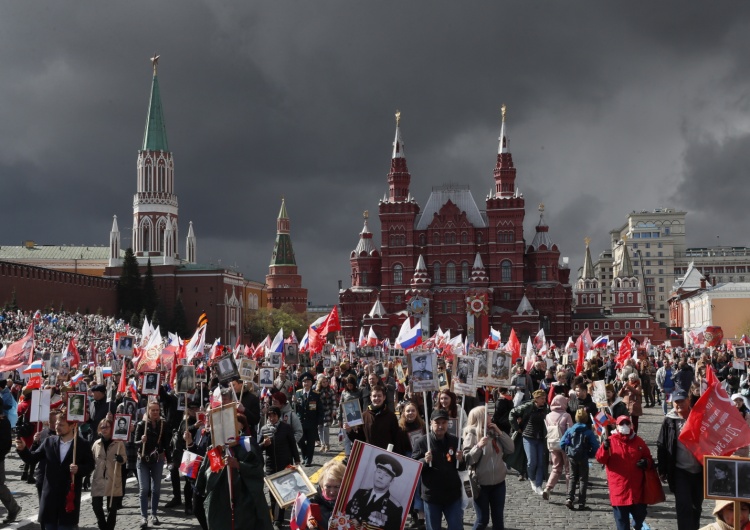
[595,415,654,530]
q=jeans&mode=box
[424,497,463,530]
[674,468,703,530]
[522,437,545,488]
[612,504,647,530]
[137,457,165,517]
[546,449,569,491]
[411,476,424,512]
[662,388,674,414]
[567,459,589,506]
[472,480,506,530]
[317,424,330,447]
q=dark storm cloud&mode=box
[2,2,750,304]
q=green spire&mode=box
[142,58,169,152]
[278,198,288,219]
[270,233,297,266]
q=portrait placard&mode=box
[238,358,256,382]
[142,372,160,395]
[735,346,747,360]
[452,355,478,396]
[335,336,346,350]
[267,352,282,369]
[112,414,131,441]
[483,349,512,387]
[176,393,187,411]
[215,355,239,383]
[195,365,208,383]
[394,362,406,384]
[209,402,240,448]
[95,367,104,386]
[284,343,300,365]
[437,370,450,390]
[176,365,196,394]
[474,348,489,383]
[266,466,316,508]
[259,367,275,388]
[373,362,385,378]
[333,440,422,530]
[410,352,439,393]
[66,392,87,423]
[342,399,363,427]
[592,380,608,408]
[703,455,750,501]
[49,353,62,371]
[117,335,135,358]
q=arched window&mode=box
[618,293,624,304]
[501,260,512,282]
[419,234,426,246]
[445,232,456,244]
[614,322,620,329]
[446,263,456,284]
[501,323,511,340]
[433,263,441,285]
[594,322,599,330]
[581,294,588,305]
[541,265,547,281]
[393,264,403,285]
[604,322,609,329]
[462,262,470,284]
[361,271,368,285]
[635,321,641,329]
[627,293,633,304]
[461,232,468,244]
[433,233,440,245]
[477,232,483,244]
[625,321,631,329]
[574,323,580,330]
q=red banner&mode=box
[0,324,34,371]
[207,446,225,472]
[678,375,750,462]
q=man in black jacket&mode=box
[294,373,321,466]
[0,410,21,523]
[259,406,300,529]
[411,409,465,530]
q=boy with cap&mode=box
[657,389,704,530]
[411,409,465,530]
[345,453,404,530]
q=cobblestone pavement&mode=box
[1,404,715,529]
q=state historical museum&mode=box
[339,108,573,345]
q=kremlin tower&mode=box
[266,199,308,313]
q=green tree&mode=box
[129,311,141,329]
[118,248,142,320]
[245,304,308,343]
[142,259,158,317]
[172,295,189,338]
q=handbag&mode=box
[468,469,481,498]
[641,466,666,505]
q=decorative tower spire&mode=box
[470,253,489,285]
[108,215,121,267]
[615,236,634,278]
[133,55,178,261]
[350,211,381,288]
[387,110,411,202]
[163,214,175,264]
[186,221,196,264]
[410,254,432,288]
[354,211,376,256]
[530,203,553,250]
[493,104,517,198]
[581,237,595,280]
[267,198,308,312]
[271,198,295,266]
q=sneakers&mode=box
[164,498,182,509]
[151,515,161,526]
[3,505,21,524]
[565,500,574,510]
[542,489,550,501]
[140,517,149,528]
[578,505,590,511]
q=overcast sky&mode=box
[2,3,750,305]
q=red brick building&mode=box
[339,108,573,345]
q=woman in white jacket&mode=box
[462,406,514,530]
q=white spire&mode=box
[163,215,175,264]
[516,294,534,314]
[108,215,121,267]
[498,104,509,154]
[368,297,387,318]
[415,254,427,271]
[392,110,405,159]
[186,221,196,264]
[473,252,484,269]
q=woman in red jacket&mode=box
[595,416,654,530]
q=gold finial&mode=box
[538,203,545,213]
[363,210,369,220]
[395,110,401,126]
[150,53,160,74]
[584,236,591,247]
[501,104,507,123]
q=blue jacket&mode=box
[559,423,600,459]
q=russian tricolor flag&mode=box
[396,319,422,351]
[179,451,203,479]
[70,372,84,385]
[290,492,313,530]
[592,335,609,348]
[23,360,43,374]
[101,367,113,378]
[490,327,502,342]
[269,328,285,353]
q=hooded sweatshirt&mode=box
[545,395,573,450]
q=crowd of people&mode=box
[1,309,750,530]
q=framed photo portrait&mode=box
[486,349,513,387]
[121,398,138,420]
[446,418,459,439]
[142,372,160,395]
[176,393,187,411]
[95,367,104,386]
[322,357,331,369]
[66,392,87,423]
[238,358,256,382]
[342,399,364,427]
[410,352,438,393]
[117,335,135,358]
[437,370,449,391]
[452,355,478,396]
[373,362,385,378]
[738,461,750,500]
[266,467,316,508]
[259,367,275,388]
[299,353,312,369]
[195,365,208,383]
[284,343,300,365]
[47,373,58,387]
[735,346,747,360]
[267,352,282,369]
[394,362,406,384]
[176,365,196,394]
[209,402,240,448]
[474,348,489,381]
[112,414,131,441]
[215,355,239,383]
[333,441,422,530]
[335,336,346,350]
[704,456,739,499]
[50,353,62,371]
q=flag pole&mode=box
[423,391,432,467]
[456,395,464,469]
[226,445,236,530]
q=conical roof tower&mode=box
[266,198,308,312]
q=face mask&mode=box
[617,425,631,435]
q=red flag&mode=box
[308,306,341,353]
[679,369,750,462]
[575,328,593,376]
[65,338,81,368]
[117,358,128,394]
[25,375,42,390]
[0,324,35,371]
[506,328,521,365]
[615,332,633,367]
[705,364,719,388]
[243,344,251,358]
[207,446,225,472]
[90,341,98,367]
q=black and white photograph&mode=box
[453,355,478,396]
[437,370,449,391]
[342,399,363,427]
[142,372,160,395]
[373,362,385,378]
[49,353,62,370]
[267,352,282,369]
[209,402,240,448]
[394,362,406,383]
[705,457,737,498]
[735,346,747,360]
[265,467,316,508]
[177,393,187,411]
[47,373,57,387]
[322,357,331,370]
[66,392,87,423]
[121,398,138,420]
[446,418,459,439]
[474,348,489,381]
[215,354,239,383]
[335,336,346,350]
[284,343,299,365]
[112,414,131,441]
[117,335,135,358]
[410,352,438,393]
[238,358,256,382]
[738,461,750,500]
[334,441,421,530]
[176,364,196,394]
[488,349,513,386]
[259,367,275,388]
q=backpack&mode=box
[545,415,565,451]
[565,429,590,461]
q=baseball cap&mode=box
[671,389,689,402]
[431,409,450,421]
